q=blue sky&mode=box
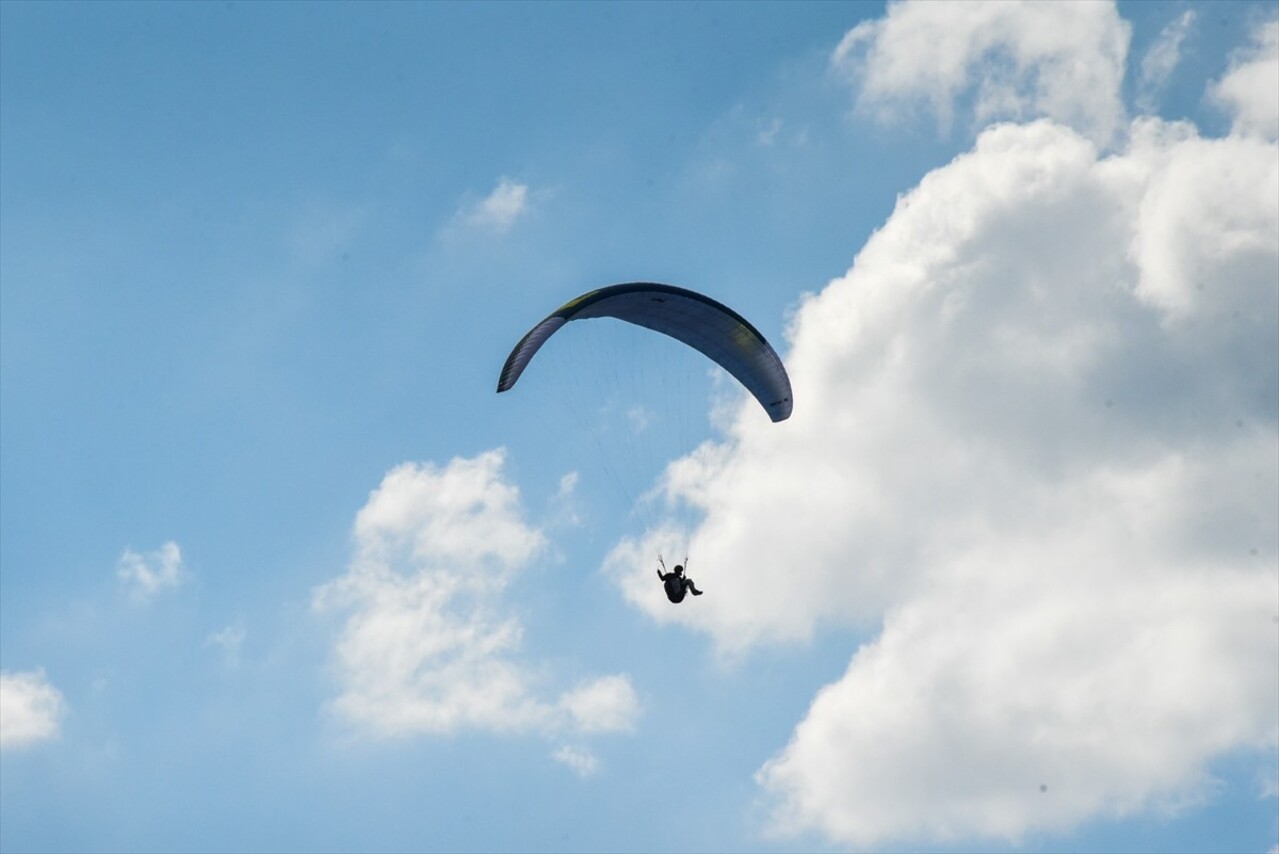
[1,2,1276,852]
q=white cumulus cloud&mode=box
[116,541,185,602]
[832,0,1130,146]
[609,33,1278,846]
[558,674,640,734]
[1211,19,1279,141]
[315,451,641,765]
[0,669,66,750]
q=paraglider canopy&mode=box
[497,282,793,422]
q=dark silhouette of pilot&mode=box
[656,556,703,603]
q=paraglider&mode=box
[496,282,793,422]
[656,555,702,603]
[496,282,792,601]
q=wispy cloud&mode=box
[548,471,584,529]
[756,117,784,147]
[626,405,652,434]
[551,744,601,778]
[459,177,531,234]
[116,541,185,603]
[0,669,65,750]
[205,621,247,668]
[1261,767,1279,800]
[1137,10,1197,114]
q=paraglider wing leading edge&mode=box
[496,282,792,422]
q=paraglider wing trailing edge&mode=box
[496,282,793,422]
